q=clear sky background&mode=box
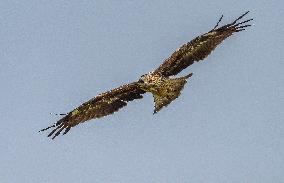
[1,1,283,183]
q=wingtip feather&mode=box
[40,115,72,139]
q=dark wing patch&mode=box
[154,11,253,77]
[40,82,145,139]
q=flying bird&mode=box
[40,11,253,139]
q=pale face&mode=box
[138,72,164,93]
[139,72,163,85]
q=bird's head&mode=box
[138,72,163,86]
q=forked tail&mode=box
[153,73,193,113]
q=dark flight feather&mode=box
[153,11,253,77]
[40,82,145,139]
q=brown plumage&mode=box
[154,11,252,77]
[138,72,193,113]
[40,11,252,139]
[40,83,145,139]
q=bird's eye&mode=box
[139,79,144,83]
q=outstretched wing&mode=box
[40,82,145,139]
[154,11,253,77]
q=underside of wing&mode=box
[154,11,253,77]
[40,82,145,139]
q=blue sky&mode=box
[1,1,283,183]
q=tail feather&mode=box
[153,73,193,113]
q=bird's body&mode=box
[138,72,193,113]
[40,11,253,139]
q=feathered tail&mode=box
[153,73,193,113]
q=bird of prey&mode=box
[40,11,252,139]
